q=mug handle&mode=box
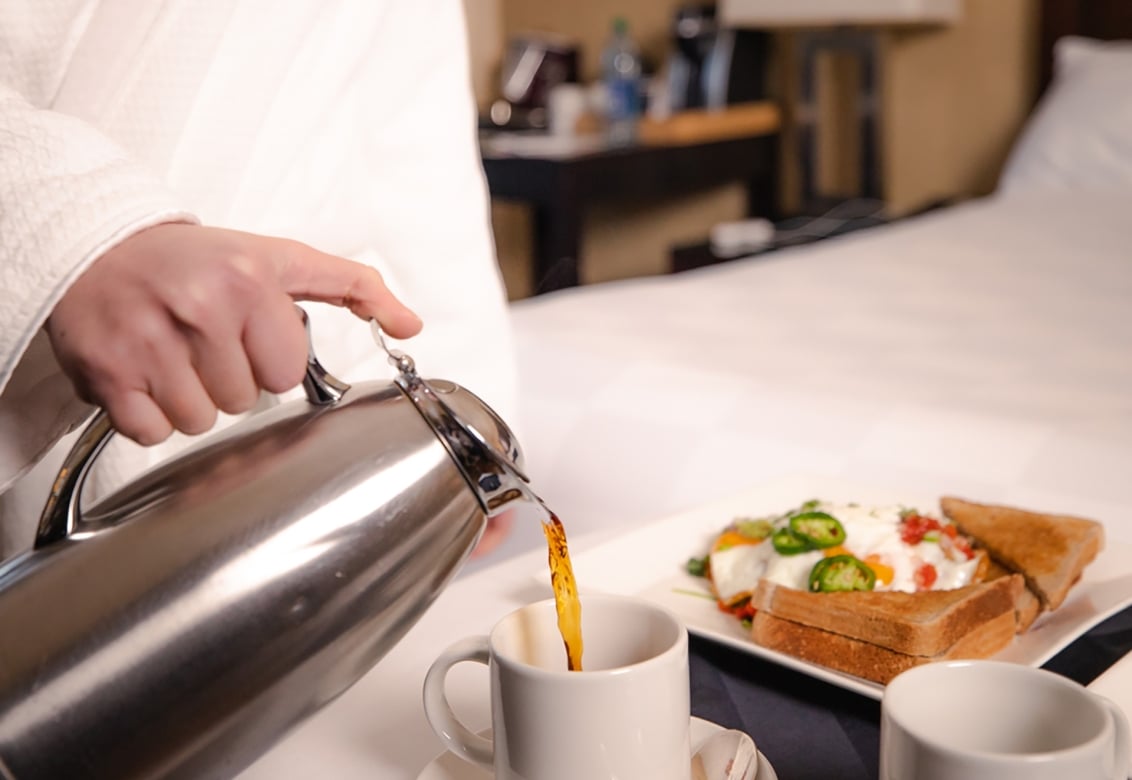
[1096,693,1131,780]
[422,636,494,772]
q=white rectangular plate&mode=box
[564,475,1132,700]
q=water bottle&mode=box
[601,17,642,145]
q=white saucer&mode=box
[416,716,778,779]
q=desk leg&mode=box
[531,202,582,293]
[747,134,779,221]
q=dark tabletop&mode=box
[689,605,1132,780]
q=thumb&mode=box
[277,240,423,339]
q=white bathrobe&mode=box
[0,0,518,557]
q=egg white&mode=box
[708,502,979,596]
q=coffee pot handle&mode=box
[34,411,116,547]
[300,307,350,405]
[34,307,349,548]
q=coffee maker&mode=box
[667,3,769,112]
[487,33,580,131]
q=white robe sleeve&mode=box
[304,0,521,437]
[0,82,197,494]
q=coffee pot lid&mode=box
[372,323,528,517]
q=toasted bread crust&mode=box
[752,575,1021,656]
[983,558,1043,631]
[1014,587,1043,631]
[940,496,1103,610]
[750,608,1018,685]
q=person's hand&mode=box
[46,223,422,445]
[472,510,515,559]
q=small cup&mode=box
[880,660,1131,780]
[547,83,587,137]
[422,594,691,780]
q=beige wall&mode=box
[491,187,747,297]
[770,0,1038,215]
[881,0,1039,214]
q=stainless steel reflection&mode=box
[0,318,525,779]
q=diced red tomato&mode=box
[914,562,938,590]
[899,514,941,545]
[719,599,757,621]
[939,531,976,561]
[733,601,757,621]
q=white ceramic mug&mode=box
[547,83,587,137]
[422,594,691,780]
[880,660,1131,780]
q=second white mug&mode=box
[880,659,1131,780]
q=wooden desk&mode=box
[480,103,780,294]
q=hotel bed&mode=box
[510,187,1132,544]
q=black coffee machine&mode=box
[485,34,580,131]
[667,3,769,112]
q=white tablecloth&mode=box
[241,188,1132,778]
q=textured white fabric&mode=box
[999,36,1132,193]
[0,0,516,555]
[508,189,1132,547]
[0,73,197,508]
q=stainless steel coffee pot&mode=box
[0,314,528,779]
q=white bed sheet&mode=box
[507,189,1132,547]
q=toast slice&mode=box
[940,496,1103,611]
[984,558,1042,632]
[750,607,1018,685]
[751,575,1022,657]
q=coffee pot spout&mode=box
[371,321,530,517]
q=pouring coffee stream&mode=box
[372,321,585,672]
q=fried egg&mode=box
[708,502,981,600]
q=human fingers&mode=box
[241,291,310,394]
[274,240,423,339]
[140,321,219,436]
[183,323,261,415]
[472,509,515,559]
[99,388,175,447]
[47,294,214,443]
[160,253,263,415]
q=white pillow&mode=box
[998,36,1132,193]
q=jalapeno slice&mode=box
[808,555,876,593]
[789,511,847,549]
[771,527,810,555]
